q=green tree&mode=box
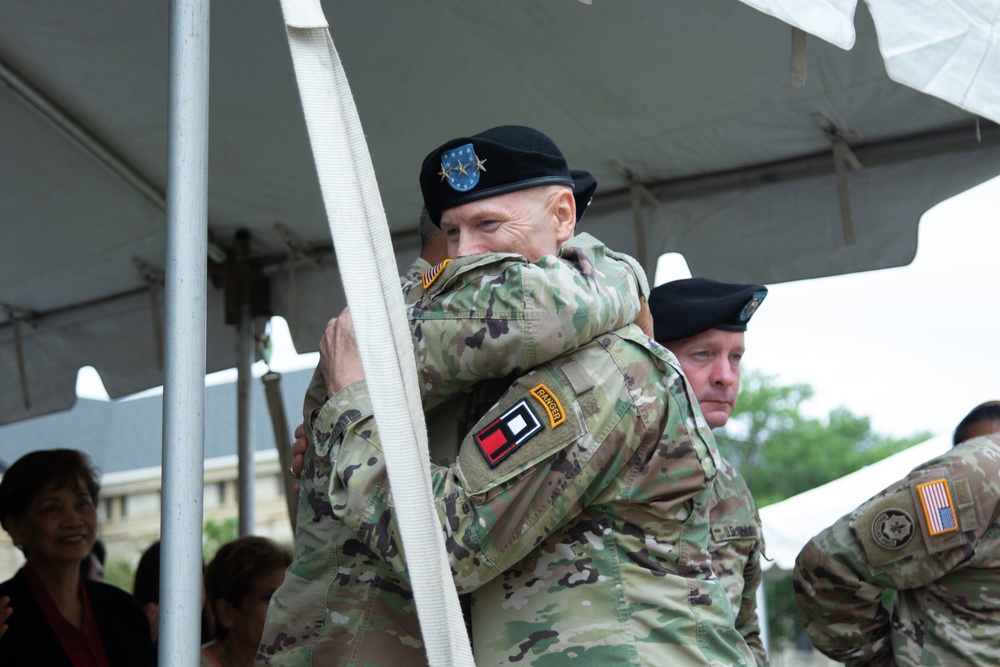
[716,370,930,505]
[202,517,238,564]
[713,370,930,652]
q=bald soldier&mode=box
[649,277,769,667]
[793,401,1000,666]
[261,126,752,666]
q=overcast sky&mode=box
[79,175,999,440]
[672,174,1000,439]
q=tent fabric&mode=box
[742,0,1000,128]
[2,1,999,427]
[759,433,952,573]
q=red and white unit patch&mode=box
[474,399,542,467]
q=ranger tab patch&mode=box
[422,258,451,290]
[918,478,958,536]
[529,383,566,428]
[475,399,542,467]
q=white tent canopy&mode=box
[2,0,999,427]
[760,433,952,573]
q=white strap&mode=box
[278,1,475,665]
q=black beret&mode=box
[649,278,768,342]
[420,125,597,226]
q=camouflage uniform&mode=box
[793,433,1000,667]
[708,456,767,666]
[258,234,663,665]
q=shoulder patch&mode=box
[871,509,915,549]
[529,383,566,428]
[474,399,542,467]
[422,258,451,290]
[916,478,958,536]
[853,488,926,568]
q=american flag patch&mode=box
[474,399,542,467]
[917,479,958,536]
[422,259,451,290]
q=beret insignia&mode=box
[439,143,485,192]
[739,290,768,322]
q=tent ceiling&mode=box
[2,0,999,426]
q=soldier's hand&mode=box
[634,297,654,338]
[319,307,365,396]
[290,423,308,491]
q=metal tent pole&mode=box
[237,301,255,536]
[160,1,210,665]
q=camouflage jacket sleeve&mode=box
[301,233,646,420]
[311,330,673,592]
[402,232,646,408]
[792,436,1000,667]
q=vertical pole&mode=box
[161,0,209,665]
[237,301,255,536]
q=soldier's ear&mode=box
[552,188,576,244]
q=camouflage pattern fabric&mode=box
[298,232,647,422]
[301,327,752,666]
[793,433,1000,667]
[708,456,768,666]
[258,235,663,665]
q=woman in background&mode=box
[201,535,290,667]
[0,448,154,665]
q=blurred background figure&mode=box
[133,539,215,656]
[953,400,1000,446]
[80,538,106,582]
[0,449,154,665]
[202,536,290,667]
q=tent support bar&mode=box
[262,371,297,532]
[0,55,166,212]
[790,28,807,87]
[833,141,856,245]
[159,0,210,665]
[237,300,255,537]
[0,55,228,264]
[11,317,30,411]
[597,120,999,207]
[629,185,651,281]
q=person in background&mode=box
[80,538,106,582]
[0,449,154,665]
[202,536,289,667]
[953,400,1000,446]
[793,405,1000,666]
[648,277,769,666]
[133,539,215,652]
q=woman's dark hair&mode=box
[133,540,161,606]
[204,536,290,640]
[953,401,1000,446]
[0,449,101,533]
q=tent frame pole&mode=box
[160,0,210,665]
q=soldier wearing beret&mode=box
[793,402,1000,666]
[260,126,754,666]
[649,277,770,667]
